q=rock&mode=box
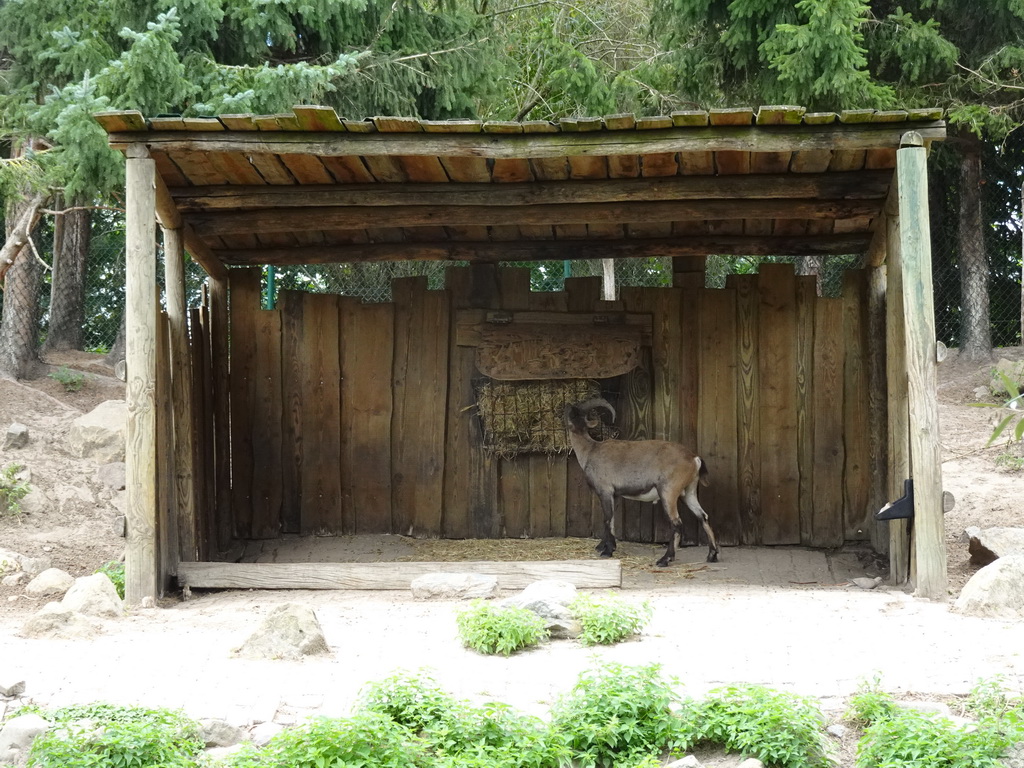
[500,579,577,616]
[895,700,952,717]
[3,423,29,450]
[992,358,1024,396]
[410,573,499,600]
[2,573,27,587]
[851,576,883,590]
[0,549,21,576]
[112,513,127,537]
[25,568,75,598]
[18,487,49,517]
[545,617,582,640]
[199,718,247,748]
[21,603,102,639]
[249,721,285,746]
[67,400,127,462]
[827,723,848,738]
[94,462,127,491]
[17,555,51,577]
[0,713,50,757]
[61,573,125,618]
[738,760,766,768]
[954,555,1024,620]
[234,603,330,660]
[667,756,702,768]
[965,526,1024,566]
[0,679,25,697]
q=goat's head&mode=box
[564,398,616,434]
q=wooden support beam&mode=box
[217,235,872,266]
[108,121,946,159]
[191,199,881,237]
[163,227,197,563]
[169,171,893,211]
[177,559,622,590]
[124,144,159,605]
[897,133,946,599]
[866,172,900,267]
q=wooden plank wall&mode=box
[178,263,874,554]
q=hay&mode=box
[474,379,617,457]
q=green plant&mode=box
[995,452,1024,471]
[48,366,86,393]
[0,463,30,516]
[856,708,1012,768]
[687,684,830,768]
[95,560,126,599]
[845,677,899,726]
[26,703,203,768]
[971,371,1024,446]
[550,662,686,767]
[569,594,652,646]
[218,712,433,768]
[456,601,549,656]
[358,669,462,734]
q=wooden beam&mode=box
[124,144,159,605]
[866,175,900,267]
[217,235,871,265]
[181,224,228,281]
[177,559,622,590]
[897,134,946,599]
[108,122,946,158]
[162,227,197,564]
[191,199,881,237]
[169,171,893,211]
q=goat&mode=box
[564,398,720,567]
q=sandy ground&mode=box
[1,347,1023,766]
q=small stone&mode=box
[666,756,702,768]
[0,549,21,576]
[140,596,156,609]
[827,724,848,738]
[0,680,26,697]
[21,603,102,639]
[2,423,29,450]
[203,744,248,761]
[2,573,27,587]
[737,760,766,768]
[546,618,582,639]
[17,555,52,577]
[112,514,127,537]
[234,603,330,660]
[249,721,285,746]
[62,573,125,618]
[851,576,882,590]
[0,713,50,755]
[94,462,127,491]
[895,700,952,717]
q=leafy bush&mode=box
[48,366,86,392]
[456,601,549,656]
[550,662,685,767]
[845,678,899,726]
[218,712,433,768]
[358,669,462,734]
[0,463,30,516]
[685,684,830,768]
[856,709,1012,768]
[95,560,126,599]
[569,594,652,646]
[26,703,203,768]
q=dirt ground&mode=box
[1,347,1023,766]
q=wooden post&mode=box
[897,133,947,599]
[125,145,159,605]
[163,227,197,562]
[884,197,911,585]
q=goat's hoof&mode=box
[599,551,613,559]
[706,552,719,563]
[655,558,670,568]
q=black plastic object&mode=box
[875,479,914,521]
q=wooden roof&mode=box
[96,105,946,279]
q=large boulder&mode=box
[955,555,1024,620]
[411,573,499,600]
[61,573,124,618]
[965,526,1024,566]
[0,713,50,766]
[234,603,330,660]
[68,400,127,462]
[500,579,581,639]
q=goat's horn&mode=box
[574,398,616,423]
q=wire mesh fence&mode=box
[1,142,1022,370]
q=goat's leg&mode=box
[682,481,719,563]
[656,483,686,567]
[595,492,617,558]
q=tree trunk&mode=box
[42,201,91,354]
[957,137,991,359]
[796,255,823,295]
[0,193,46,380]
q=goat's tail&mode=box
[697,457,710,487]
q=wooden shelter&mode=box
[96,105,948,603]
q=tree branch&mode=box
[0,193,47,288]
